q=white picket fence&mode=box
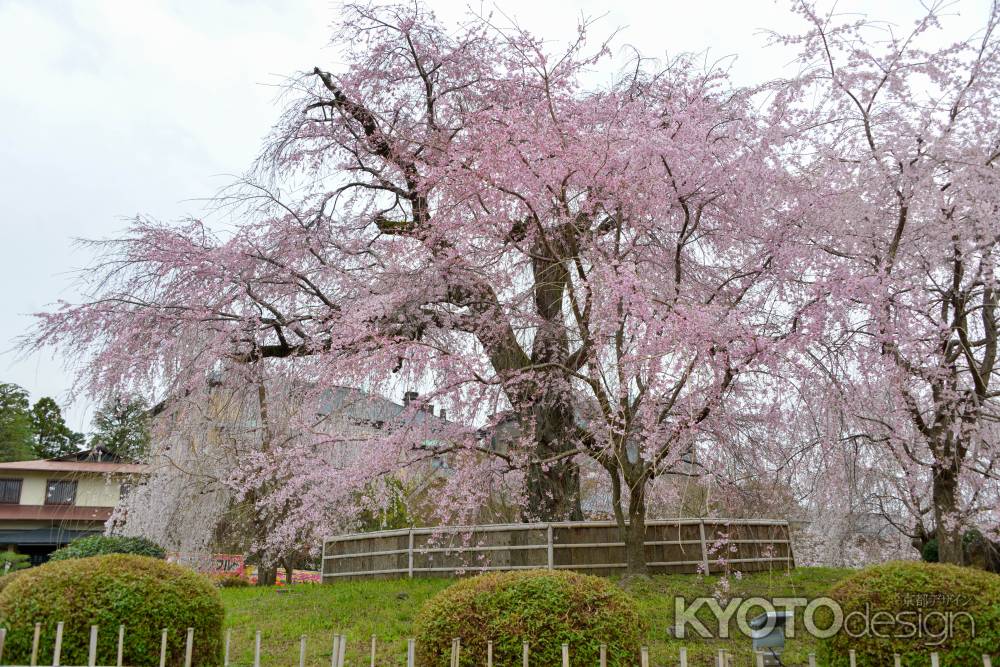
[0,625,993,666]
[0,623,186,667]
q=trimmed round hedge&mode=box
[48,534,166,561]
[819,561,1000,666]
[0,569,23,594]
[413,569,644,667]
[0,554,223,667]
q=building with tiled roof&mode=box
[0,446,149,564]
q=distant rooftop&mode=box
[0,459,148,474]
[319,386,446,427]
[0,446,148,474]
[53,445,129,463]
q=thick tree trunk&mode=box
[608,464,649,576]
[521,397,583,521]
[932,463,964,565]
[512,245,585,522]
[256,564,277,586]
[249,383,281,586]
[623,485,648,576]
[525,459,582,521]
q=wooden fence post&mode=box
[522,640,529,667]
[547,524,554,570]
[408,530,415,578]
[321,537,327,583]
[253,630,261,667]
[487,640,493,667]
[600,643,607,667]
[299,635,307,667]
[331,633,340,667]
[370,634,377,667]
[30,622,40,667]
[184,627,194,667]
[52,621,64,667]
[640,645,649,667]
[159,628,168,667]
[561,642,569,667]
[337,633,347,667]
[699,521,710,574]
[407,638,416,667]
[87,625,98,667]
[224,628,231,667]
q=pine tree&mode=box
[0,383,36,462]
[90,397,151,462]
[31,397,85,459]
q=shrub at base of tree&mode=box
[48,534,166,561]
[819,561,1000,666]
[213,574,251,588]
[919,529,1000,573]
[413,569,644,667]
[0,555,224,666]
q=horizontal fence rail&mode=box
[322,518,795,581]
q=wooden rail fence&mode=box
[322,519,794,581]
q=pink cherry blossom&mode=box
[25,1,1000,572]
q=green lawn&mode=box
[220,567,852,666]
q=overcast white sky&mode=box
[0,0,991,432]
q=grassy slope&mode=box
[221,567,852,666]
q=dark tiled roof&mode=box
[53,445,127,463]
[318,386,441,427]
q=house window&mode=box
[45,480,77,506]
[0,478,22,504]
